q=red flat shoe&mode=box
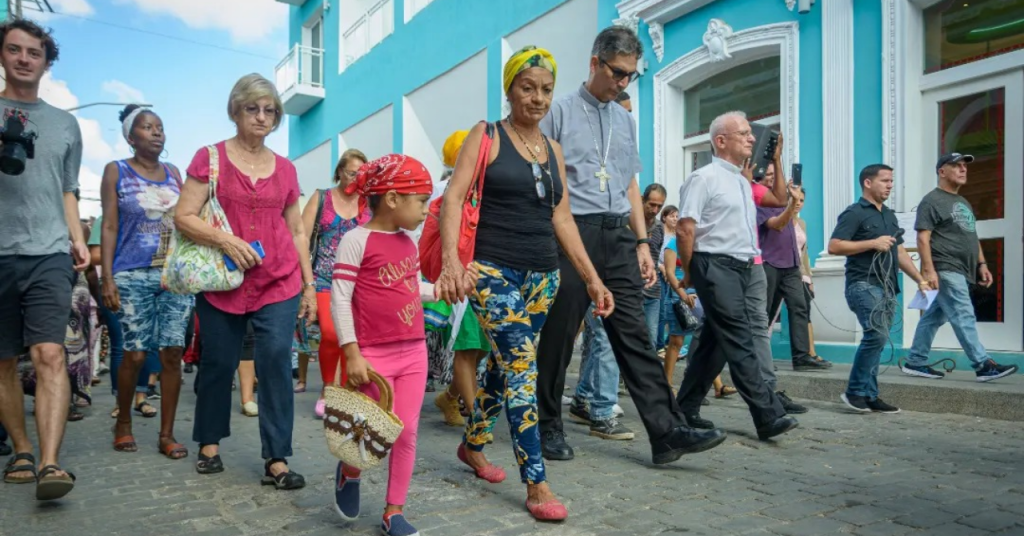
[457,443,506,483]
[526,499,568,521]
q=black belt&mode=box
[574,213,629,229]
[695,252,755,269]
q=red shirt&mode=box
[186,141,301,314]
[750,183,768,265]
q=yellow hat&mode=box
[442,130,470,168]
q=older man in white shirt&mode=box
[674,111,798,441]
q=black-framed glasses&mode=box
[600,59,640,83]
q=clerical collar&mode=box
[579,84,608,110]
[712,156,742,174]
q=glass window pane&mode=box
[938,88,1004,220]
[683,56,780,138]
[970,238,1004,323]
[924,0,1024,73]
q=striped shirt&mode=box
[330,226,435,347]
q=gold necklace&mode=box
[506,117,543,154]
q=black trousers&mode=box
[764,264,812,361]
[537,216,683,440]
[676,253,785,428]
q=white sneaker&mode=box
[561,395,572,406]
[613,404,624,417]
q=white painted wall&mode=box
[403,50,488,186]
[504,0,598,102]
[340,104,394,162]
[292,139,333,199]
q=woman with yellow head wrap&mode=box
[434,43,615,523]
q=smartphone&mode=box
[791,163,803,187]
[224,240,266,271]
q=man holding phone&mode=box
[757,164,831,372]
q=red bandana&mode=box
[343,154,433,213]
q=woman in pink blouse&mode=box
[174,74,316,489]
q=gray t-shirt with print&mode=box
[914,188,979,282]
[0,96,82,256]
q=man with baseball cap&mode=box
[900,152,1018,382]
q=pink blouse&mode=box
[186,141,302,314]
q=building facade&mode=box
[277,0,1024,367]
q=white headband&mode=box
[121,107,148,142]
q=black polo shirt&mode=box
[831,197,905,293]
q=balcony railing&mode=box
[342,0,393,68]
[276,44,324,94]
[275,44,325,115]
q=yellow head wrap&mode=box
[503,46,557,94]
[442,130,469,168]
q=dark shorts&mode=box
[0,254,75,358]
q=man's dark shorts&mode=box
[0,253,75,358]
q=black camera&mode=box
[749,123,778,180]
[0,110,37,176]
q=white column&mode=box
[815,0,855,269]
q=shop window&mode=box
[939,88,1005,220]
[924,0,1024,73]
[683,56,781,138]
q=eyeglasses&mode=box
[600,59,640,83]
[532,161,547,200]
[243,105,280,118]
[342,170,358,178]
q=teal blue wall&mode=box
[287,0,571,162]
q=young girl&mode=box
[330,154,438,536]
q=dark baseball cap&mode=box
[936,152,974,170]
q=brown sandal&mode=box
[715,385,738,398]
[159,438,188,460]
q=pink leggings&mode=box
[356,339,427,505]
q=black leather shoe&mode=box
[684,413,715,430]
[541,430,574,461]
[756,416,799,441]
[651,425,727,465]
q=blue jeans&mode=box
[99,301,154,395]
[845,281,893,399]
[908,271,988,369]
[193,293,299,458]
[575,303,620,420]
[643,296,661,348]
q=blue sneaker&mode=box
[333,462,360,521]
[976,360,1018,383]
[900,363,945,379]
[381,513,420,536]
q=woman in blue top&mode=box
[100,105,194,459]
[662,236,735,398]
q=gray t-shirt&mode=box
[914,188,979,282]
[0,97,82,256]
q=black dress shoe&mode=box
[792,356,830,372]
[540,430,574,461]
[651,425,727,465]
[684,413,715,430]
[756,416,799,441]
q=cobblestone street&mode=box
[3,366,1024,536]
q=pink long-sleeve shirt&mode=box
[330,226,435,347]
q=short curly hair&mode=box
[0,19,60,65]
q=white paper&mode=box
[895,212,918,250]
[907,289,938,310]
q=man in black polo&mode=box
[828,164,929,414]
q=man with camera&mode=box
[0,19,86,501]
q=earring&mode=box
[161,148,169,160]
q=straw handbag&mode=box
[323,368,404,470]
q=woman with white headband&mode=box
[100,104,193,459]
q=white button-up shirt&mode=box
[678,156,760,261]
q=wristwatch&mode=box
[636,238,650,246]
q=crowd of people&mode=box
[0,16,1016,536]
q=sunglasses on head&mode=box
[600,59,640,83]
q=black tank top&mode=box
[474,122,564,272]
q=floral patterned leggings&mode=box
[463,260,559,485]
